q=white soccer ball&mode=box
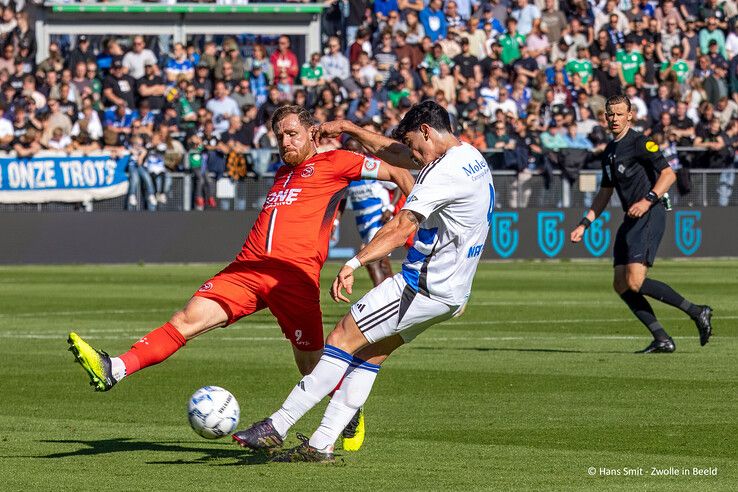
[187,386,240,439]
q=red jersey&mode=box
[238,149,382,276]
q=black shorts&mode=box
[613,204,666,267]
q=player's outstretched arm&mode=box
[571,186,613,243]
[313,120,418,169]
[376,164,415,197]
[332,210,421,302]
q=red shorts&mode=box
[193,260,324,351]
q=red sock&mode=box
[119,322,186,376]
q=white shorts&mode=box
[350,273,460,344]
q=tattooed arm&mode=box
[331,209,421,302]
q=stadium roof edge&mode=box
[44,2,325,15]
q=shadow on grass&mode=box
[35,438,271,465]
[410,346,633,354]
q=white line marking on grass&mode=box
[446,316,738,325]
[468,300,619,306]
[0,308,172,318]
[0,333,720,342]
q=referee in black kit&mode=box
[570,95,713,353]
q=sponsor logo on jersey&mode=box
[407,195,418,202]
[646,140,659,152]
[467,244,484,258]
[198,282,213,292]
[462,159,489,180]
[301,165,314,178]
[618,164,626,174]
[264,188,302,208]
[356,303,366,312]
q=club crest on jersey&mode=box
[363,157,379,171]
[198,282,213,292]
[265,188,302,208]
[301,165,314,178]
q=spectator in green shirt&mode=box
[616,36,645,85]
[300,52,326,89]
[419,43,454,84]
[565,46,593,84]
[499,18,526,65]
[660,46,691,84]
[700,16,727,59]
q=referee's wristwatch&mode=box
[645,191,659,204]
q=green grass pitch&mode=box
[0,260,735,490]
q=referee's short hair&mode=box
[606,94,632,112]
[392,100,452,141]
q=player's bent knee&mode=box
[326,314,365,352]
[626,276,644,292]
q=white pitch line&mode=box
[446,315,738,325]
[467,300,619,306]
[0,308,172,318]
[0,332,719,342]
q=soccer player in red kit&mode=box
[67,106,414,396]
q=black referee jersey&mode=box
[600,129,670,210]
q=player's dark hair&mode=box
[606,94,632,112]
[392,100,452,141]
[270,105,315,133]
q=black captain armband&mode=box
[645,191,659,204]
[578,217,592,229]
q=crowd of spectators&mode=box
[2,1,738,210]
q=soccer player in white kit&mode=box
[232,101,495,462]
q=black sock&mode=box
[620,291,670,341]
[639,278,702,318]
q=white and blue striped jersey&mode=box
[401,142,494,306]
[347,180,391,243]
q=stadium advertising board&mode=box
[483,208,730,259]
[0,155,129,203]
[0,208,733,264]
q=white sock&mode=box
[269,345,352,438]
[309,357,380,451]
[110,357,127,382]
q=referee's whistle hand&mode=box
[570,226,585,243]
[627,199,651,218]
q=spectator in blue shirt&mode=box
[166,43,194,83]
[373,0,399,20]
[249,63,269,107]
[649,84,677,123]
[420,0,448,42]
[103,103,138,147]
[562,123,593,150]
